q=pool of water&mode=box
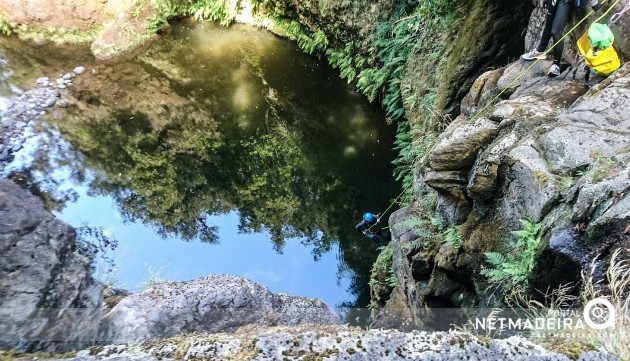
[1,20,398,319]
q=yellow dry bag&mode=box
[576,23,621,77]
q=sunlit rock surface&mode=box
[99,275,338,344]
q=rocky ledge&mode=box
[99,275,338,344]
[16,326,617,361]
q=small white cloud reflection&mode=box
[247,269,283,284]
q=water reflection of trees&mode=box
[7,22,398,314]
[45,98,393,313]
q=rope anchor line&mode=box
[366,184,412,233]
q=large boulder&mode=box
[98,274,337,343]
[0,179,102,352]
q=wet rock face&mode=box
[98,274,337,344]
[0,179,102,352]
[371,207,477,331]
[529,228,584,297]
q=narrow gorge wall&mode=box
[374,1,630,330]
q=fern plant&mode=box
[189,0,237,26]
[444,225,462,250]
[480,219,543,291]
[386,270,398,288]
[369,244,395,288]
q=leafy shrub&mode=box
[0,16,12,36]
[265,17,329,55]
[75,224,118,274]
[369,244,395,288]
[149,0,240,31]
[444,225,461,250]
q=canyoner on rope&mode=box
[577,22,621,86]
[355,212,390,247]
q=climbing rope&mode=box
[609,0,630,23]
[366,184,412,233]
[467,0,621,124]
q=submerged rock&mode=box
[98,275,338,344]
[0,179,102,352]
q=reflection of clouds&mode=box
[103,228,114,238]
[231,66,249,82]
[343,106,378,146]
[349,111,368,126]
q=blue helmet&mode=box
[363,212,375,222]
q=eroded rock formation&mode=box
[375,9,630,328]
[0,179,102,352]
[98,274,338,344]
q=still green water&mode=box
[2,20,398,318]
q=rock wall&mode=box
[99,274,338,343]
[250,0,397,50]
[0,179,102,352]
[378,40,630,331]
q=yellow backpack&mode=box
[576,23,621,86]
[577,32,621,76]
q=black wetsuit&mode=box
[355,218,390,246]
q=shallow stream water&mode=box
[1,20,398,320]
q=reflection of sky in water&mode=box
[62,187,351,307]
[6,128,351,309]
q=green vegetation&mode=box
[361,1,455,196]
[15,25,100,45]
[149,0,241,31]
[140,263,170,290]
[443,225,462,250]
[397,210,462,255]
[256,0,457,197]
[576,155,618,182]
[0,15,12,36]
[369,244,396,289]
[268,17,329,55]
[480,219,543,292]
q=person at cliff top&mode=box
[522,0,603,77]
[355,212,390,246]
